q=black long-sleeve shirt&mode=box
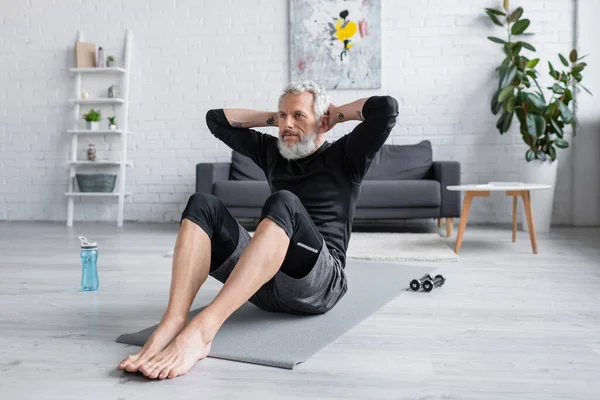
[206,95,399,267]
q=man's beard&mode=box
[277,129,317,160]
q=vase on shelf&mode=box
[86,121,99,130]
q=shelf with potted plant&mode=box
[66,29,133,227]
[68,98,125,105]
[69,67,126,74]
[65,192,132,197]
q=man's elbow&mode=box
[364,95,399,119]
[379,96,399,118]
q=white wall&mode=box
[573,0,600,225]
[0,0,588,224]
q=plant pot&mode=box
[109,124,117,130]
[107,60,115,67]
[519,158,558,233]
[86,121,99,130]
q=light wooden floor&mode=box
[1,221,599,400]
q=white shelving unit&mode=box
[66,29,133,227]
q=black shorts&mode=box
[180,190,348,315]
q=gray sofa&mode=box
[195,140,461,223]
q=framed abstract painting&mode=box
[290,0,382,89]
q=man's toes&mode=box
[158,366,172,380]
[148,362,166,379]
[118,354,139,370]
[126,353,154,372]
[168,367,180,379]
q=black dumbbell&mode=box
[422,274,446,292]
[409,274,433,291]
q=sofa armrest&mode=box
[196,162,231,194]
[432,161,461,218]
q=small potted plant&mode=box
[108,116,117,130]
[107,56,115,67]
[83,109,102,130]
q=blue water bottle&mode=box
[78,236,99,291]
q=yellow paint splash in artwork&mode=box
[335,19,357,42]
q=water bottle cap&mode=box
[78,236,97,249]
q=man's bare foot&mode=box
[138,319,214,379]
[117,314,187,373]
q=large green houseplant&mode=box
[484,0,592,233]
[485,1,591,162]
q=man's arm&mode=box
[329,96,399,182]
[222,109,279,129]
[206,109,278,172]
[327,98,368,124]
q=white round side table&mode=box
[446,182,552,254]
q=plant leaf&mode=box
[487,36,506,44]
[549,146,557,161]
[485,7,506,16]
[555,138,569,148]
[551,83,565,94]
[557,100,573,124]
[517,41,536,52]
[525,149,534,161]
[569,49,577,63]
[511,19,530,35]
[526,58,539,69]
[528,92,546,110]
[506,94,517,112]
[550,118,563,138]
[579,84,593,96]
[526,113,537,137]
[545,102,558,118]
[501,66,517,88]
[572,63,586,74]
[534,114,546,136]
[498,85,516,102]
[496,112,508,133]
[559,53,569,67]
[564,88,573,103]
[503,0,509,12]
[491,88,502,115]
[487,12,505,27]
[502,111,514,132]
[508,7,523,23]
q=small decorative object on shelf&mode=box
[107,84,120,98]
[107,55,115,67]
[83,109,101,130]
[108,116,117,130]
[82,91,89,99]
[87,144,96,161]
[75,42,96,67]
[97,46,105,67]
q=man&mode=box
[118,81,399,379]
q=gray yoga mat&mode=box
[116,261,434,369]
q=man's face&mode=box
[277,92,322,160]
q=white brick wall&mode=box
[0,0,584,224]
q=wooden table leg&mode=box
[446,218,453,237]
[512,194,518,242]
[438,218,443,228]
[455,192,474,253]
[522,190,538,254]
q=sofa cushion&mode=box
[363,140,433,181]
[356,180,441,208]
[214,180,271,208]
[230,152,267,181]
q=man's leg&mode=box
[118,192,242,372]
[139,190,313,379]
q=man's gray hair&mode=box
[278,80,330,121]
